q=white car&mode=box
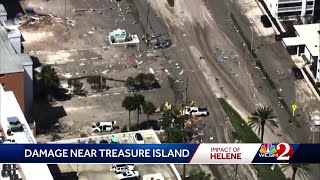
[110,164,135,174]
[92,121,116,132]
[183,106,209,116]
[133,133,145,144]
[116,170,140,179]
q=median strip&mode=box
[218,98,287,180]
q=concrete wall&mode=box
[9,36,21,53]
[0,72,25,112]
[24,65,33,116]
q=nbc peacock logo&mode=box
[258,144,277,158]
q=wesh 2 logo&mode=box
[259,142,294,160]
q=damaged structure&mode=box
[108,29,140,50]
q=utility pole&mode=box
[182,77,189,180]
[145,1,150,42]
[250,26,254,51]
[185,77,189,104]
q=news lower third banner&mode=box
[0,143,319,164]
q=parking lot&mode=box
[55,130,179,180]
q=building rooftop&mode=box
[0,21,32,74]
[294,23,320,56]
[54,130,181,180]
[0,85,54,180]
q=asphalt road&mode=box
[132,0,260,179]
[132,0,320,179]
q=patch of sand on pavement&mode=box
[189,46,221,96]
[295,81,320,116]
[148,0,213,29]
[21,31,54,44]
[44,51,72,64]
[236,0,275,37]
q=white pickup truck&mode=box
[92,121,116,132]
[183,106,209,116]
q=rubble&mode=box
[73,8,88,12]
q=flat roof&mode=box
[294,23,320,56]
[0,22,32,74]
[55,130,180,180]
[0,85,54,180]
[282,37,305,46]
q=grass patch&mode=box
[167,0,174,7]
[256,164,287,180]
[302,54,310,64]
[218,98,260,143]
[218,98,287,180]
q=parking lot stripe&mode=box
[91,57,99,60]
[113,93,121,95]
[79,58,87,61]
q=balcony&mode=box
[279,0,302,3]
[278,6,302,12]
[307,5,314,10]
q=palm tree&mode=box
[281,164,310,180]
[142,101,156,126]
[122,95,137,131]
[134,94,145,125]
[248,106,278,143]
[40,65,60,101]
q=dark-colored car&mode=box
[261,15,272,28]
[154,39,172,49]
[291,67,304,79]
[99,140,109,143]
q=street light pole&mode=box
[185,77,189,104]
[145,1,150,42]
[64,0,67,20]
[250,26,254,51]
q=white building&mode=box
[282,23,320,81]
[264,0,315,20]
[0,84,54,180]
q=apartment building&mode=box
[0,84,54,180]
[264,0,315,20]
[282,23,320,81]
[0,4,33,114]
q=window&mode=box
[278,3,302,8]
[307,1,314,6]
[306,10,313,15]
[0,74,6,78]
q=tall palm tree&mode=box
[122,95,137,130]
[281,164,310,180]
[248,106,278,143]
[142,101,156,126]
[134,94,145,125]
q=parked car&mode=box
[154,39,172,49]
[110,164,135,174]
[116,170,140,179]
[133,133,145,144]
[99,140,109,143]
[92,121,116,132]
[261,15,272,28]
[183,106,209,116]
[291,67,304,79]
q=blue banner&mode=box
[0,144,198,163]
